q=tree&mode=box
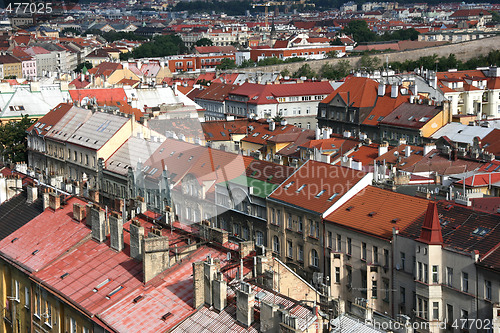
[343,20,377,43]
[293,64,317,79]
[239,59,256,68]
[62,27,81,36]
[358,54,381,71]
[74,61,93,73]
[195,38,213,47]
[280,68,290,77]
[272,114,285,122]
[132,34,188,58]
[319,60,351,80]
[216,58,237,70]
[0,115,34,163]
[330,37,343,46]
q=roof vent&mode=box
[391,218,400,223]
[32,250,39,255]
[133,295,144,303]
[368,211,377,217]
[161,312,173,320]
[60,273,69,279]
[346,206,354,211]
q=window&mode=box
[432,265,439,284]
[400,287,406,304]
[34,291,41,317]
[273,236,280,254]
[447,267,453,287]
[298,245,304,262]
[44,300,52,327]
[256,231,264,246]
[424,264,428,283]
[276,210,281,226]
[372,280,377,298]
[287,240,293,258]
[298,217,303,232]
[373,246,378,264]
[327,231,333,249]
[347,238,352,255]
[347,266,352,288]
[384,249,389,267]
[14,280,19,302]
[83,328,90,333]
[418,262,423,281]
[447,304,453,323]
[461,309,468,320]
[70,317,77,333]
[335,267,340,283]
[433,302,439,320]
[400,252,405,270]
[309,220,317,238]
[287,213,292,229]
[423,299,428,319]
[311,249,319,267]
[384,280,389,301]
[462,272,469,293]
[485,280,492,300]
[337,234,342,252]
[24,287,29,308]
[362,242,367,260]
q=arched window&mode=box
[311,249,319,268]
[273,236,280,254]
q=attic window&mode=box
[328,193,339,201]
[252,132,260,137]
[207,133,214,138]
[170,151,176,156]
[11,237,18,243]
[408,116,414,121]
[445,204,453,210]
[377,116,384,121]
[472,227,490,237]
[315,190,325,198]
[143,165,150,172]
[188,156,193,161]
[368,211,377,217]
[32,250,39,255]
[106,286,124,299]
[93,278,111,292]
[133,295,144,303]
[296,184,307,193]
[391,218,400,223]
[60,273,69,279]
[149,168,158,175]
[220,132,226,137]
[346,206,354,211]
[178,153,183,158]
[419,117,429,122]
[368,115,375,120]
[284,181,294,189]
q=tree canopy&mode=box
[195,38,213,47]
[130,34,188,59]
[216,58,237,70]
[0,115,34,163]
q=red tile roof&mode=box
[0,197,91,273]
[325,186,429,240]
[362,88,410,126]
[416,201,443,245]
[69,88,127,105]
[201,119,250,141]
[321,76,378,107]
[269,160,368,214]
[195,82,238,102]
[27,103,74,135]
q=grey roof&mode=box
[430,122,494,144]
[0,191,43,240]
[105,136,162,175]
[66,111,130,150]
[45,106,93,143]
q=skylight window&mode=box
[143,166,150,172]
[296,184,307,192]
[93,278,111,292]
[170,151,176,156]
[328,193,339,201]
[368,115,375,120]
[377,116,384,121]
[472,227,490,237]
[252,132,260,137]
[284,181,294,189]
[408,116,414,121]
[188,156,194,161]
[315,190,325,198]
[419,117,429,122]
[106,286,124,299]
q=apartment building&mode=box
[0,54,22,78]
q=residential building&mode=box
[0,54,22,78]
[194,83,239,120]
[266,160,372,281]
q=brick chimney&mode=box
[90,206,107,242]
[136,196,147,214]
[236,282,255,327]
[192,261,205,308]
[261,301,279,332]
[42,192,49,210]
[130,220,145,260]
[212,272,227,312]
[85,204,93,227]
[239,240,254,259]
[26,185,38,204]
[48,192,61,210]
[109,214,124,252]
[204,257,217,306]
[142,234,170,283]
[73,203,86,222]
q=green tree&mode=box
[272,114,285,122]
[0,115,34,163]
[74,61,93,73]
[132,34,187,58]
[490,10,500,23]
[62,27,81,36]
[195,38,213,46]
[319,60,351,80]
[293,64,317,79]
[216,58,237,70]
[358,54,381,71]
[330,37,343,45]
[239,59,256,68]
[343,20,377,43]
[280,68,290,77]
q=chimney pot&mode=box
[109,214,124,252]
[48,192,61,210]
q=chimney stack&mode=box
[212,272,227,311]
[261,301,279,332]
[193,261,205,308]
[239,241,253,259]
[377,83,386,96]
[85,204,93,227]
[136,197,147,214]
[90,206,107,243]
[204,258,216,306]
[236,282,255,327]
[42,192,49,210]
[378,142,389,156]
[73,203,86,222]
[423,143,436,156]
[109,214,124,252]
[142,234,170,283]
[26,185,38,204]
[405,145,411,158]
[48,192,61,210]
[269,121,275,131]
[391,85,399,98]
[130,219,145,260]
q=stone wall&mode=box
[236,35,500,74]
